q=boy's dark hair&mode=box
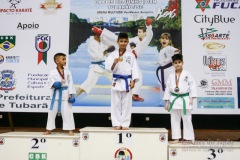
[54,53,66,63]
[138,26,146,32]
[117,32,128,41]
[172,54,183,62]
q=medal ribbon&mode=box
[57,67,65,80]
[175,72,181,91]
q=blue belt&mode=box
[50,86,68,114]
[113,74,132,91]
[91,60,105,69]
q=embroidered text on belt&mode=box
[50,86,68,114]
[91,60,105,69]
[168,92,189,115]
[156,62,172,91]
[113,74,132,92]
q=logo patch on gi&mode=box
[0,70,16,93]
[0,36,16,51]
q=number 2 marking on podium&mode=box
[31,138,46,149]
[118,133,132,144]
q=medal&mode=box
[174,87,179,92]
[175,71,182,93]
[61,79,66,85]
[118,56,123,62]
[57,67,65,85]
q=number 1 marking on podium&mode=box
[118,133,132,144]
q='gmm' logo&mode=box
[0,36,16,51]
[196,0,211,12]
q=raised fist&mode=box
[145,18,152,26]
[92,26,102,36]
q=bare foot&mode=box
[69,130,74,136]
[169,139,179,144]
[43,130,51,135]
[113,126,121,130]
[121,127,129,130]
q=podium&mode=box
[0,132,80,160]
[79,127,168,160]
[168,141,240,160]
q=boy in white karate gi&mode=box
[163,54,197,144]
[94,18,153,101]
[44,53,76,135]
[105,32,139,130]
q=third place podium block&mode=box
[79,127,168,160]
[168,140,240,160]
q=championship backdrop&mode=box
[0,0,239,114]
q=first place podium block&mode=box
[79,127,168,160]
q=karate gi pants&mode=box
[171,109,194,140]
[111,89,132,127]
[46,100,75,130]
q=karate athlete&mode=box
[105,32,139,130]
[75,27,115,97]
[163,54,197,144]
[94,18,153,101]
[156,32,180,106]
[44,53,76,136]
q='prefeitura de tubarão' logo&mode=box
[0,70,16,93]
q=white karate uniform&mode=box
[46,68,76,130]
[105,50,139,127]
[80,36,112,94]
[101,25,153,96]
[163,70,197,140]
[157,46,179,102]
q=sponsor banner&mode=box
[182,0,240,114]
[0,0,70,112]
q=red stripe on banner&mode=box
[38,52,43,64]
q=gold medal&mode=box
[61,79,66,85]
[118,56,123,62]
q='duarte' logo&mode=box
[114,147,133,160]
[35,34,51,64]
[0,70,16,93]
[196,0,211,12]
[198,28,230,40]
[0,36,16,51]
